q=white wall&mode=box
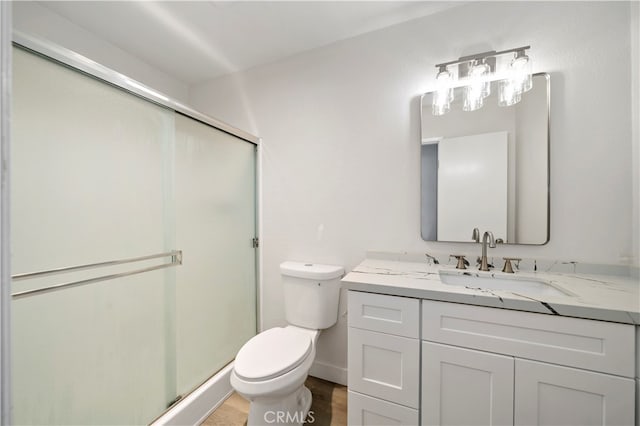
[12,2,189,103]
[189,2,638,380]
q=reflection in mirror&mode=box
[420,73,549,245]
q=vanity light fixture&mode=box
[432,46,532,115]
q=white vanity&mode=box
[343,258,639,426]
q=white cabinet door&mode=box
[348,391,419,426]
[422,342,514,426]
[515,359,635,426]
[348,327,420,408]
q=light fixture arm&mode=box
[434,45,530,70]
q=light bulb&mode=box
[511,50,532,93]
[469,59,491,99]
[432,66,454,116]
[498,79,522,107]
[463,83,484,111]
[463,59,490,111]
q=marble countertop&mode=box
[342,258,640,325]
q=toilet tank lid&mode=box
[280,261,344,280]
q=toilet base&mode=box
[245,385,312,426]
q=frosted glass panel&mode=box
[11,49,173,272]
[175,114,256,395]
[12,271,170,425]
[11,45,257,424]
[11,48,175,424]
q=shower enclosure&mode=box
[10,36,258,425]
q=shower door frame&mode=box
[0,2,12,426]
[2,30,262,425]
[12,32,260,146]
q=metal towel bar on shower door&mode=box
[11,250,182,299]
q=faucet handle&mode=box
[450,254,469,270]
[502,257,522,274]
[425,253,440,265]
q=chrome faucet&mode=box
[478,231,496,271]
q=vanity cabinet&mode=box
[347,291,420,425]
[346,290,637,426]
[421,299,635,426]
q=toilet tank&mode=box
[280,261,344,330]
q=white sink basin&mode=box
[438,271,572,298]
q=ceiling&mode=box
[40,1,462,86]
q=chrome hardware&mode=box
[12,250,182,281]
[502,257,522,273]
[478,231,496,271]
[450,254,469,270]
[13,33,259,146]
[11,250,182,299]
[166,395,183,409]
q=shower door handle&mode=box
[11,250,182,299]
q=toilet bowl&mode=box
[231,261,344,426]
[230,326,319,425]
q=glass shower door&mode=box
[11,47,177,425]
[11,44,258,425]
[174,114,257,396]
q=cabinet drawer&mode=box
[348,390,419,426]
[348,327,420,408]
[348,291,419,338]
[422,300,635,377]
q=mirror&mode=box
[420,73,549,244]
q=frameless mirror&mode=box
[420,73,549,244]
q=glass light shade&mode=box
[436,67,454,101]
[511,51,532,93]
[463,84,484,111]
[498,79,522,107]
[432,66,454,116]
[432,92,451,115]
[470,60,491,98]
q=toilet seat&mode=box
[234,327,312,381]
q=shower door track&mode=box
[11,250,182,300]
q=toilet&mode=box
[230,261,344,426]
